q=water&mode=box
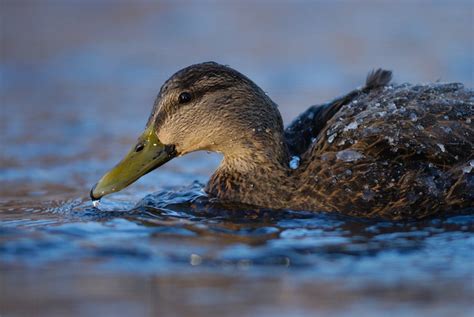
[1,2,474,316]
[2,187,474,316]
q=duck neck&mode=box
[205,132,295,208]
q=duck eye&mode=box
[135,143,145,152]
[178,92,192,104]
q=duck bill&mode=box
[90,127,176,200]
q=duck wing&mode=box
[298,80,473,219]
[285,69,392,156]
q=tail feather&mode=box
[365,68,392,89]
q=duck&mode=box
[90,62,474,220]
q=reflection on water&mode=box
[1,1,473,316]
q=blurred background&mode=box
[1,1,473,316]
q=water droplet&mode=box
[385,136,395,145]
[92,199,101,208]
[328,134,336,143]
[362,188,375,201]
[336,150,364,162]
[409,113,418,122]
[190,254,202,266]
[441,126,452,133]
[343,121,358,132]
[463,160,474,173]
[289,156,300,170]
[462,165,473,174]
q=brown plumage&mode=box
[141,62,474,219]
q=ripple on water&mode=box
[1,184,473,286]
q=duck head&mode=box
[90,62,286,201]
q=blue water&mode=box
[1,2,473,316]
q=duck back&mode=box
[287,80,473,219]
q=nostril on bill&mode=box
[135,143,145,152]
